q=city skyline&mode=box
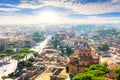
[0,0,120,24]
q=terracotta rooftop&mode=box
[108,63,118,71]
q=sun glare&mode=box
[39,11,58,23]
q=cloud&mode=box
[0,0,43,12]
[0,11,119,24]
[0,4,16,7]
[16,3,42,9]
[0,8,20,12]
[18,0,44,9]
[64,0,112,4]
[0,0,119,24]
[0,0,120,14]
[41,0,120,14]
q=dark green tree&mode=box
[21,48,34,60]
[23,40,31,48]
[12,53,26,62]
[51,39,60,49]
[0,53,7,59]
[97,44,109,51]
[85,64,109,73]
[24,61,33,67]
[66,47,73,56]
[114,67,120,80]
[7,41,15,45]
[1,76,7,80]
[32,32,44,42]
[73,64,108,80]
[72,73,94,80]
[0,53,7,63]
[3,48,14,55]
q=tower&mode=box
[68,41,99,74]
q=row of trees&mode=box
[7,40,31,48]
[0,48,34,63]
[73,64,109,80]
[0,48,35,80]
[114,66,120,80]
[73,64,120,80]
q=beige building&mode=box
[68,41,99,74]
[0,37,10,47]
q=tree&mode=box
[0,53,7,63]
[12,53,26,70]
[28,57,35,62]
[23,40,31,48]
[33,52,39,58]
[0,53,7,59]
[51,39,60,49]
[23,40,31,43]
[85,64,109,73]
[102,44,109,51]
[101,60,108,67]
[24,61,33,67]
[66,47,73,56]
[97,44,109,51]
[72,73,94,80]
[7,41,16,48]
[21,48,34,53]
[114,67,120,80]
[92,77,105,80]
[21,48,34,60]
[1,76,7,80]
[3,48,14,55]
[12,53,26,62]
[86,70,105,77]
[66,66,69,73]
[73,64,108,80]
[32,32,44,42]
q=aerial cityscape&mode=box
[0,0,120,80]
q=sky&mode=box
[0,0,120,24]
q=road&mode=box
[31,35,52,53]
[0,35,51,80]
[0,60,17,80]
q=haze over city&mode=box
[0,0,120,80]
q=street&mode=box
[0,35,51,80]
[31,35,52,53]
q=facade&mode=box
[55,31,66,40]
[50,68,69,80]
[60,39,75,48]
[68,41,99,74]
[0,37,10,47]
[60,38,81,48]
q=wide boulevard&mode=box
[0,35,51,80]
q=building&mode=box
[55,31,66,40]
[50,67,69,80]
[60,38,80,48]
[68,41,99,74]
[0,37,10,47]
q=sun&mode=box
[39,11,58,23]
